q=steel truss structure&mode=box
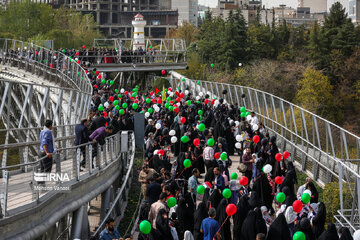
[169,72,360,232]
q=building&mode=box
[298,0,327,13]
[64,0,178,37]
[349,0,360,24]
[171,0,198,26]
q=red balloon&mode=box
[169,100,174,105]
[85,70,88,74]
[161,70,166,75]
[82,45,86,49]
[93,84,98,88]
[124,91,129,95]
[275,153,282,162]
[109,96,114,102]
[157,98,162,104]
[253,135,260,143]
[180,93,185,98]
[239,176,249,186]
[151,99,156,103]
[283,151,290,159]
[193,139,200,146]
[97,74,102,79]
[158,149,165,156]
[176,97,181,102]
[211,99,215,105]
[204,99,209,104]
[275,176,283,185]
[35,51,39,55]
[168,87,172,91]
[95,71,99,75]
[77,60,81,64]
[150,91,154,96]
[174,107,179,113]
[103,111,107,117]
[214,152,220,159]
[293,200,303,213]
[75,52,79,56]
[134,99,139,103]
[180,117,186,124]
[226,204,237,216]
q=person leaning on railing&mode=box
[74,118,90,169]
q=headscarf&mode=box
[233,195,251,240]
[155,208,174,240]
[216,198,231,240]
[176,197,194,233]
[318,223,339,240]
[266,213,291,240]
[260,206,272,224]
[184,231,194,240]
[307,182,319,203]
[248,191,262,209]
[254,207,267,235]
[339,227,353,240]
[193,202,208,240]
[285,206,297,224]
[312,202,326,238]
[294,217,315,240]
[241,210,258,240]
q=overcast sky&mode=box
[198,0,350,12]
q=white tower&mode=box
[132,13,146,51]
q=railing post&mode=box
[338,162,344,215]
[76,148,81,181]
[55,152,61,173]
[0,170,9,217]
[105,139,109,165]
[97,144,102,169]
[88,144,93,174]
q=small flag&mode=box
[155,87,161,95]
[162,85,166,102]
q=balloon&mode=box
[182,77,186,82]
[186,100,191,106]
[207,138,215,147]
[197,185,205,195]
[176,97,181,102]
[198,110,203,115]
[275,153,282,162]
[120,88,125,93]
[180,92,185,98]
[124,91,129,95]
[122,103,128,109]
[204,99,209,104]
[230,173,238,180]
[220,152,228,161]
[139,220,151,234]
[132,92,137,98]
[145,112,150,118]
[154,106,160,112]
[239,176,248,186]
[235,142,241,149]
[252,124,259,131]
[181,135,189,143]
[193,138,200,146]
[165,103,170,108]
[146,98,151,104]
[276,192,286,203]
[240,112,246,118]
[214,152,220,159]
[222,188,232,199]
[199,92,204,97]
[98,105,104,111]
[197,81,200,85]
[198,123,205,132]
[169,106,174,112]
[155,123,161,129]
[110,80,114,85]
[174,107,179,113]
[167,197,177,208]
[253,135,260,143]
[263,164,272,174]
[113,100,119,106]
[171,136,177,143]
[161,69,166,75]
[101,79,106,84]
[183,159,191,168]
[236,135,243,142]
[293,200,303,213]
[240,107,246,113]
[104,102,109,108]
[157,149,165,156]
[82,45,86,49]
[148,108,153,114]
[275,176,283,185]
[303,190,312,196]
[132,103,138,110]
[169,130,176,136]
[283,151,290,159]
[301,193,311,204]
[226,204,237,216]
[210,63,215,68]
[119,109,125,115]
[180,117,186,124]
[293,231,306,240]
[115,105,120,110]
[353,230,360,240]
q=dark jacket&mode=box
[74,123,89,146]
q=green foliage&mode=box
[0,2,102,48]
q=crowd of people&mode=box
[36,59,358,240]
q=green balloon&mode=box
[119,109,125,115]
[182,77,186,82]
[240,107,246,113]
[110,80,114,85]
[132,103,138,110]
[77,72,80,76]
[165,103,170,108]
[139,220,151,235]
[136,85,139,88]
[113,100,119,105]
[198,123,205,132]
[301,193,311,204]
[148,108,153,114]
[220,152,228,161]
[106,80,109,84]
[114,89,118,93]
[197,81,200,85]
[207,138,215,147]
[167,97,171,102]
[183,159,191,168]
[222,188,232,199]
[196,101,201,104]
[276,192,286,203]
[167,197,177,208]
[293,231,306,240]
[118,94,121,98]
[230,173,238,180]
[210,63,214,68]
[133,88,138,93]
[140,111,144,114]
[146,98,151,104]
[101,79,106,84]
[198,110,203,115]
[181,135,189,143]
[122,103,128,109]
[240,112,246,118]
[115,105,120,110]
[197,185,205,195]
[169,106,174,111]
[246,111,250,116]
[98,105,104,111]
[62,49,65,53]
[200,116,203,120]
[132,92,137,98]
[186,100,191,106]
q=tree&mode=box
[173,22,198,47]
[307,23,328,70]
[323,2,348,29]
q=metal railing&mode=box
[169,71,360,231]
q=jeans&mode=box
[39,151,53,173]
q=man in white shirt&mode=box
[250,112,259,126]
[297,177,311,200]
[203,144,215,171]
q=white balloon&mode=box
[196,96,200,101]
[176,102,181,107]
[303,190,312,196]
[169,130,176,136]
[230,120,234,125]
[75,58,78,61]
[246,115,252,121]
[154,107,160,112]
[235,142,241,149]
[199,92,204,97]
[155,123,161,129]
[264,164,272,174]
[154,150,158,155]
[253,124,259,131]
[120,88,125,93]
[171,136,177,143]
[215,100,219,105]
[236,135,243,142]
[53,56,57,60]
[353,230,360,240]
[235,121,240,127]
[169,92,174,97]
[104,102,109,108]
[24,47,27,50]
[185,90,189,95]
[145,112,150,118]
[239,63,242,67]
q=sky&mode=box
[198,0,350,12]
